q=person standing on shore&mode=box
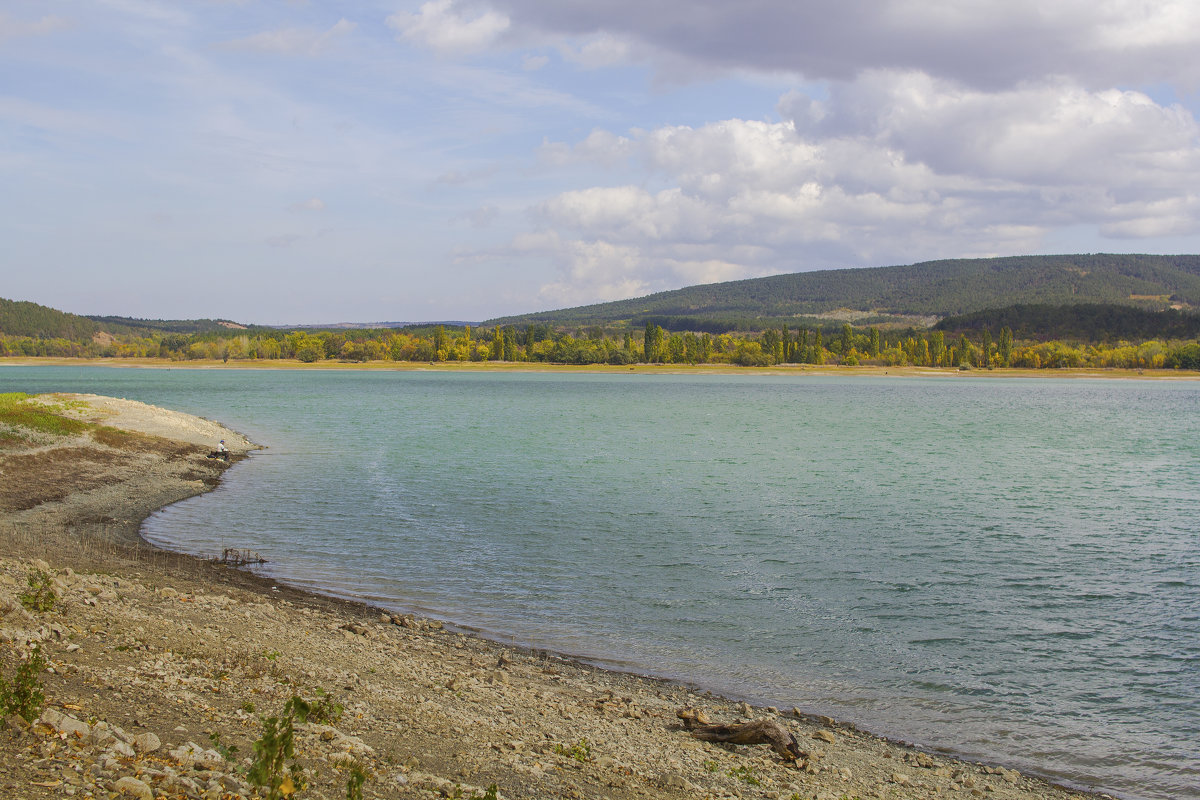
[217,439,228,462]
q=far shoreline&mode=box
[4,355,1199,380]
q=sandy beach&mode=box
[0,394,1108,800]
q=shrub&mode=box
[0,644,47,722]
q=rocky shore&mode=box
[0,394,1107,800]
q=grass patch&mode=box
[0,393,90,438]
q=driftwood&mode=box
[678,709,803,761]
[219,548,267,566]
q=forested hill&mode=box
[0,298,251,338]
[488,254,1200,330]
[0,299,106,339]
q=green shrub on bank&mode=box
[0,644,47,722]
[19,569,57,613]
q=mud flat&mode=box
[0,395,1107,800]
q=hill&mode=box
[0,299,253,339]
[0,299,107,339]
[487,254,1200,331]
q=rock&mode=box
[113,776,153,800]
[40,708,90,739]
[132,732,161,753]
[791,706,804,718]
[737,702,753,716]
[813,730,837,744]
[661,774,699,792]
[108,740,136,759]
[891,772,912,786]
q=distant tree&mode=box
[980,328,993,367]
[869,327,881,358]
[839,324,852,357]
[929,331,945,366]
[491,327,504,361]
[998,327,1013,366]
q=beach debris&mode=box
[679,713,804,761]
[218,548,266,567]
[813,729,837,744]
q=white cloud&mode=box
[289,197,326,211]
[521,53,548,71]
[556,33,631,69]
[0,14,72,40]
[388,0,510,55]
[515,72,1200,301]
[221,18,356,56]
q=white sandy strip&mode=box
[40,393,255,453]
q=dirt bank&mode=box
[0,395,1104,800]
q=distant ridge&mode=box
[271,321,480,330]
[486,254,1200,331]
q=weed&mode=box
[345,759,368,800]
[248,696,312,800]
[702,759,720,773]
[264,650,281,661]
[727,765,761,786]
[474,786,500,800]
[555,738,592,763]
[241,700,256,713]
[19,569,56,613]
[0,644,47,722]
[208,731,240,765]
[308,688,343,724]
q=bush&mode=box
[0,644,46,722]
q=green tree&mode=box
[980,328,993,367]
[998,327,1013,366]
[957,333,971,366]
[839,324,853,357]
[491,327,504,361]
[868,327,881,358]
[930,331,946,366]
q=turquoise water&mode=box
[5,366,1198,799]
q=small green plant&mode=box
[248,696,312,800]
[702,759,720,773]
[208,731,240,765]
[474,786,500,800]
[241,700,257,713]
[727,764,761,786]
[554,738,591,763]
[308,688,343,724]
[264,650,281,661]
[19,570,56,613]
[345,759,368,800]
[0,644,47,722]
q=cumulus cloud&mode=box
[516,72,1200,302]
[484,0,1200,89]
[388,0,510,55]
[221,18,356,56]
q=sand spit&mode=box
[0,395,1106,800]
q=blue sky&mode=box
[4,1,1200,324]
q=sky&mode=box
[3,1,1200,325]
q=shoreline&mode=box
[0,395,1113,800]
[4,355,1199,380]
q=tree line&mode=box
[2,320,1198,370]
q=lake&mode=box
[5,365,1198,799]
